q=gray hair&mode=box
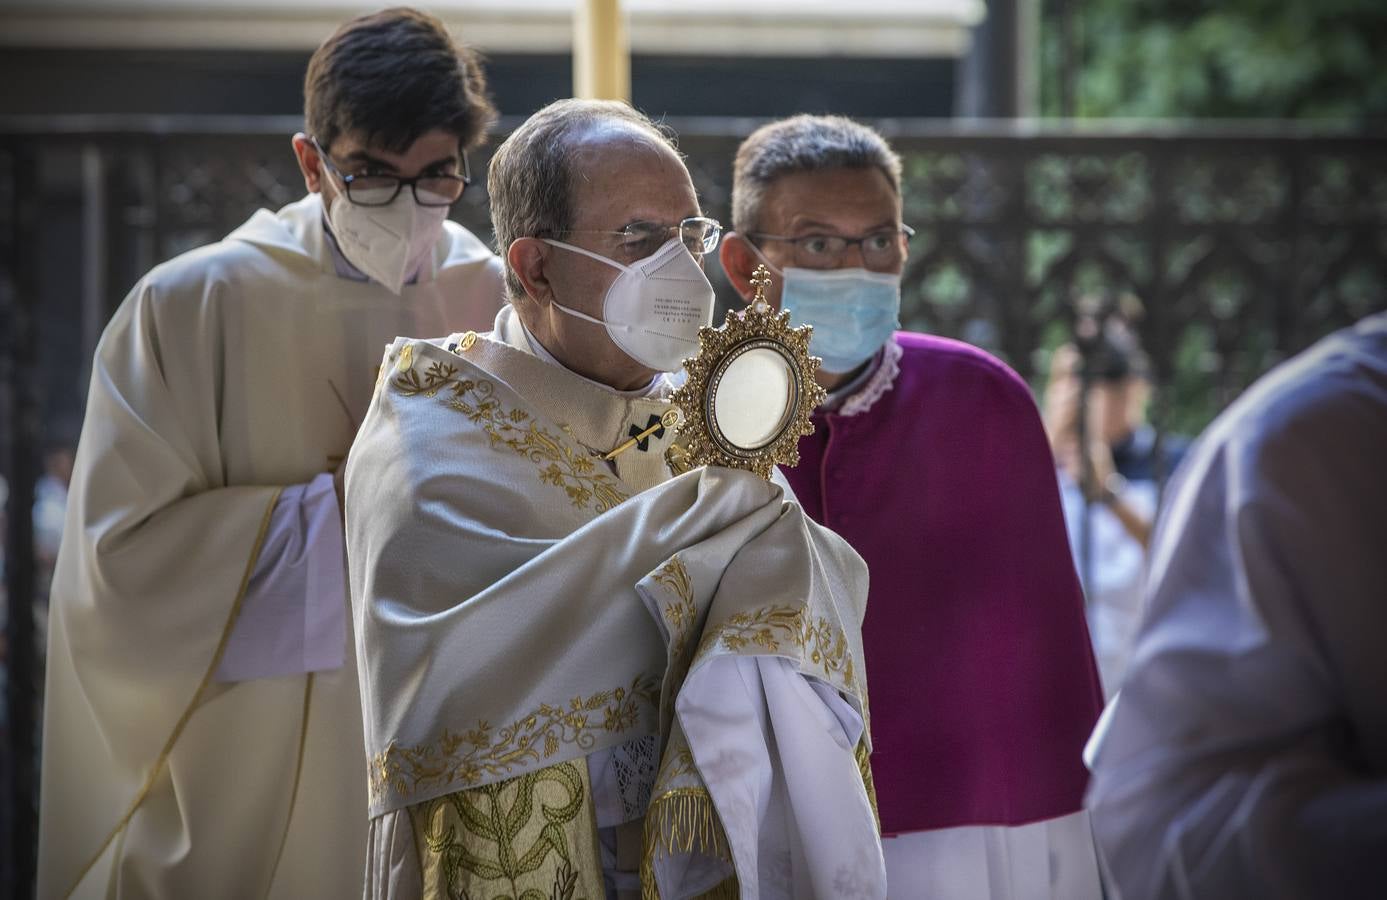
[731,114,903,234]
[487,98,681,300]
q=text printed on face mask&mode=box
[652,296,702,326]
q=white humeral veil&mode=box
[347,314,885,899]
[39,193,503,900]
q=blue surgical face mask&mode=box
[774,265,902,374]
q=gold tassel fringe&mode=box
[640,788,738,899]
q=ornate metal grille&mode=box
[7,121,1381,436]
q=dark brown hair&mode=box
[304,7,496,155]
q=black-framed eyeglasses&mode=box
[552,216,723,259]
[312,137,470,208]
[750,224,915,268]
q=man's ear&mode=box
[291,133,324,194]
[718,233,762,303]
[507,237,554,307]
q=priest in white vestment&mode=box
[38,11,504,898]
[1085,312,1387,899]
[346,99,885,900]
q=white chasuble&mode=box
[39,193,503,900]
[347,313,885,899]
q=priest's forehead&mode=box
[487,98,695,299]
[566,125,699,231]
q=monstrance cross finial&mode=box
[750,264,773,309]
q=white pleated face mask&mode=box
[542,237,716,372]
[325,189,449,295]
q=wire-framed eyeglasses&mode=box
[312,137,470,208]
[553,216,723,259]
[750,224,915,268]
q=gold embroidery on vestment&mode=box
[411,759,601,900]
[650,557,699,730]
[391,348,629,513]
[856,739,881,832]
[653,558,696,660]
[371,675,660,805]
[695,605,858,695]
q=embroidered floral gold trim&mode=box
[695,604,859,696]
[856,740,881,832]
[650,557,700,730]
[371,675,661,806]
[640,787,737,900]
[653,558,696,658]
[391,347,629,513]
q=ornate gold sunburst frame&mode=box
[667,265,826,479]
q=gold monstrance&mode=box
[667,265,826,479]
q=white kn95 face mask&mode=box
[325,189,449,295]
[542,237,717,372]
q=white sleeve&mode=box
[1085,367,1387,900]
[214,472,347,682]
[670,656,885,900]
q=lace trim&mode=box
[836,339,903,418]
[612,733,660,821]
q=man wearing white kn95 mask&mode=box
[345,99,884,900]
[720,115,1106,900]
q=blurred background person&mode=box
[1043,297,1187,695]
[1086,310,1387,899]
[30,442,72,585]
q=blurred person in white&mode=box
[38,9,503,898]
[1043,302,1186,696]
[1085,311,1387,899]
[32,432,77,666]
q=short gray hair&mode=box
[731,115,903,234]
[488,98,680,299]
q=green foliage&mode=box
[1042,0,1387,121]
